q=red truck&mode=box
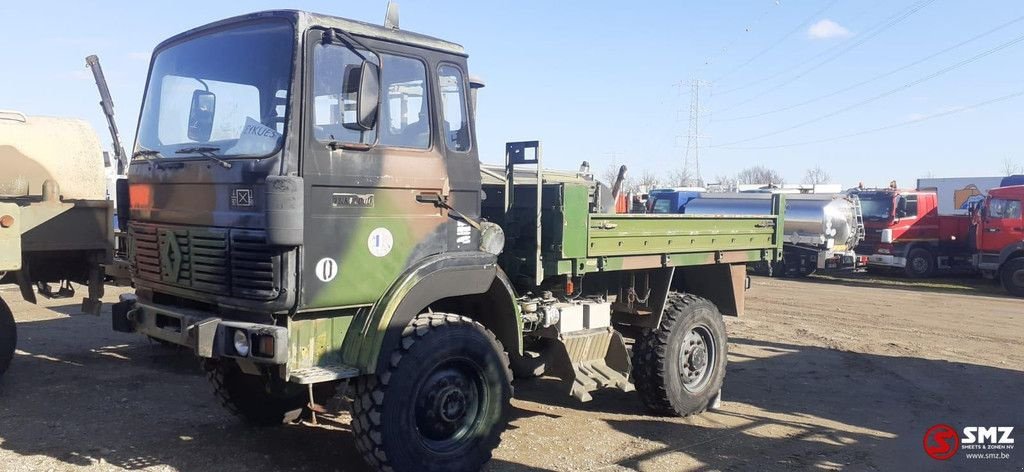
[854,179,1024,296]
[974,185,1024,296]
[854,186,973,278]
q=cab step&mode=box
[289,364,359,384]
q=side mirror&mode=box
[188,89,216,142]
[346,60,379,131]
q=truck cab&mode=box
[647,187,704,214]
[855,188,959,277]
[974,185,1024,296]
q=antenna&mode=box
[384,1,400,29]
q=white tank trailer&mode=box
[684,193,864,276]
[0,111,113,377]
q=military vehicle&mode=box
[111,8,784,471]
[0,111,113,378]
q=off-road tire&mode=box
[632,293,727,417]
[508,337,554,379]
[905,248,935,278]
[0,297,15,377]
[351,313,512,472]
[1000,257,1024,297]
[207,361,307,426]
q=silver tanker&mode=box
[683,193,865,276]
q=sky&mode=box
[2,0,1023,188]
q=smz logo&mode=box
[231,188,253,207]
[924,424,1015,461]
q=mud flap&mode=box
[546,328,634,402]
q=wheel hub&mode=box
[1012,268,1024,286]
[413,361,483,452]
[437,386,467,422]
[679,325,716,392]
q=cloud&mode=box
[807,19,851,40]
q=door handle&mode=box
[986,228,1000,233]
[415,192,443,205]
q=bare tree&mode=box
[634,169,662,193]
[1001,157,1022,176]
[711,174,736,192]
[664,167,696,187]
[802,165,832,185]
[735,165,784,185]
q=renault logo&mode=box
[159,229,184,283]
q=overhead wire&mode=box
[715,0,938,114]
[711,31,1024,148]
[716,14,1024,121]
[715,89,1024,150]
[712,0,841,84]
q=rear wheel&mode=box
[206,361,308,426]
[905,248,935,278]
[632,293,727,417]
[0,297,15,377]
[351,313,512,472]
[1000,257,1024,297]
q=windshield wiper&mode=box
[132,149,163,159]
[175,146,232,169]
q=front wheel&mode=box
[632,293,727,417]
[0,297,15,377]
[1000,257,1024,297]
[351,313,512,472]
[905,248,935,278]
[206,361,308,426]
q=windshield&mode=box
[135,20,293,158]
[859,194,894,220]
[650,196,674,214]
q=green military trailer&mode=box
[112,9,783,471]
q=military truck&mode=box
[0,111,112,377]
[111,9,784,471]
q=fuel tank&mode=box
[684,193,863,250]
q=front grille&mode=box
[129,223,280,300]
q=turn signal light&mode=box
[256,335,275,357]
[0,215,13,228]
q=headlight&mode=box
[233,330,251,357]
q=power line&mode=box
[716,14,1024,122]
[712,31,1024,147]
[715,89,1024,150]
[715,0,886,96]
[712,0,840,83]
[700,1,780,71]
[716,0,937,114]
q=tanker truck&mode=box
[683,192,864,276]
[0,111,112,378]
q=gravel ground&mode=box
[0,272,1021,471]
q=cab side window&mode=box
[905,195,918,217]
[990,198,1022,219]
[312,43,378,145]
[438,65,470,152]
[379,55,429,149]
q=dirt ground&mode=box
[0,272,1021,471]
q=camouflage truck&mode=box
[111,9,783,471]
[0,111,112,377]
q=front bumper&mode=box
[112,295,288,364]
[866,254,906,268]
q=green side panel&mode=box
[558,184,589,259]
[587,214,777,256]
[287,311,356,371]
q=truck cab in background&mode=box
[647,187,704,214]
[974,185,1024,296]
[854,187,970,277]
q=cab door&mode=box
[298,30,450,310]
[980,196,1024,253]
